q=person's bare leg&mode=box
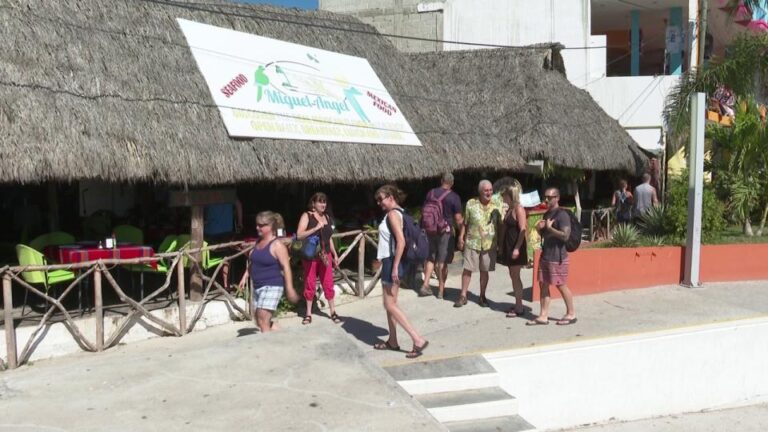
[555,284,576,321]
[328,299,336,317]
[479,271,489,301]
[382,284,398,345]
[304,299,313,321]
[383,283,426,347]
[256,309,274,333]
[460,269,472,299]
[509,266,524,312]
[422,260,435,290]
[529,281,551,324]
[436,262,447,298]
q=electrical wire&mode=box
[138,0,609,51]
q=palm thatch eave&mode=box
[0,0,643,186]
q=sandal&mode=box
[506,308,526,318]
[330,312,343,324]
[302,315,312,325]
[525,318,549,326]
[405,341,429,359]
[373,340,400,351]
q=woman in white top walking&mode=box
[373,184,429,359]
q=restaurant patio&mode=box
[0,0,646,369]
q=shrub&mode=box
[665,171,726,242]
[610,223,640,247]
[638,235,667,247]
[637,205,670,236]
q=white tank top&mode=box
[377,210,403,260]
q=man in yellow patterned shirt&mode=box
[455,180,503,308]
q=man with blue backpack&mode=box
[419,173,463,299]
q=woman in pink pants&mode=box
[296,192,341,325]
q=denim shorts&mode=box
[380,257,408,285]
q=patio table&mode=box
[45,244,157,269]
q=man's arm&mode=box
[456,203,468,251]
[652,188,659,206]
[544,213,570,242]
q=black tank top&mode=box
[306,212,333,251]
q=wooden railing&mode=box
[1,230,381,370]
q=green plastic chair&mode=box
[29,234,48,251]
[177,236,223,271]
[113,224,144,245]
[16,244,76,289]
[16,244,77,315]
[28,231,75,251]
[129,235,178,274]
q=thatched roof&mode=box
[0,0,645,185]
[409,48,648,172]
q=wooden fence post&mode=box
[189,205,204,302]
[94,266,103,351]
[177,259,187,335]
[3,273,18,369]
[357,233,365,298]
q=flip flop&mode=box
[302,315,312,325]
[556,317,578,326]
[506,308,525,318]
[525,319,549,326]
[373,340,400,351]
[405,341,429,359]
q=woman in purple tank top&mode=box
[238,211,298,332]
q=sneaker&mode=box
[418,287,432,297]
[453,295,467,308]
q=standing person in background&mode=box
[204,198,243,289]
[296,193,342,325]
[527,188,576,326]
[419,173,463,299]
[633,173,659,222]
[612,179,634,224]
[238,211,298,332]
[497,181,528,318]
[455,180,503,308]
[373,185,429,359]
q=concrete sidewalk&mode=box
[0,321,444,431]
[1,261,766,431]
[335,263,768,367]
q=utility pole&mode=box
[697,0,709,67]
[688,0,699,72]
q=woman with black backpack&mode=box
[372,184,429,359]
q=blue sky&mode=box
[237,0,318,9]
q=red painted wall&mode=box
[700,244,768,282]
[531,244,768,300]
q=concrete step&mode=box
[385,355,499,395]
[445,415,538,432]
[415,386,518,423]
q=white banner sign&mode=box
[177,19,421,146]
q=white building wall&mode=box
[486,318,768,430]
[443,0,594,87]
[586,75,680,153]
[443,0,679,152]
